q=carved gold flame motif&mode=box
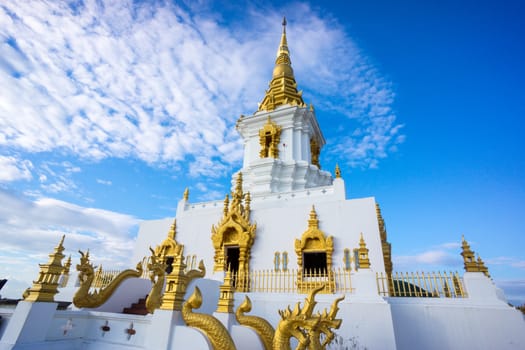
[274,285,344,350]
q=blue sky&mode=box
[0,0,523,304]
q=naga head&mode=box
[183,286,203,312]
[276,285,325,347]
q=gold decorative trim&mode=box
[259,116,282,159]
[182,287,236,350]
[211,173,256,291]
[73,250,143,308]
[461,236,490,277]
[235,296,275,350]
[310,138,321,168]
[294,206,334,293]
[376,203,393,277]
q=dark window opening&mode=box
[226,246,240,273]
[165,256,174,274]
[264,132,272,157]
[226,246,240,286]
[303,251,327,275]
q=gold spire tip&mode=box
[282,16,287,30]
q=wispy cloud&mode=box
[393,242,463,270]
[487,257,525,270]
[96,178,112,186]
[0,155,33,182]
[0,188,139,298]
[0,0,402,172]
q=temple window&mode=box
[294,206,335,293]
[310,137,321,168]
[274,252,281,271]
[343,248,351,271]
[282,251,288,271]
[259,116,282,159]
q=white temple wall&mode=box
[388,298,525,350]
[132,192,387,280]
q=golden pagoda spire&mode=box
[477,255,490,278]
[461,235,480,272]
[216,269,235,313]
[24,235,67,302]
[183,187,189,201]
[335,164,341,178]
[258,17,306,112]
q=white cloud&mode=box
[96,179,112,186]
[0,155,33,182]
[487,257,525,270]
[0,0,402,172]
[394,242,463,271]
[0,188,139,298]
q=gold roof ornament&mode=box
[461,236,480,272]
[154,219,182,258]
[183,187,189,201]
[357,233,371,269]
[258,17,306,112]
[216,269,235,313]
[335,164,341,178]
[477,255,491,278]
[376,203,393,278]
[24,235,67,302]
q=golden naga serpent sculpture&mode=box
[73,250,143,309]
[235,295,276,350]
[145,247,167,314]
[182,286,237,350]
[273,285,345,350]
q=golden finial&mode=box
[24,235,67,302]
[168,219,176,240]
[308,205,319,228]
[236,172,243,193]
[477,255,490,277]
[216,269,235,313]
[357,233,370,269]
[63,255,72,275]
[335,164,341,178]
[223,194,229,216]
[460,236,479,272]
[258,16,305,111]
[183,187,189,201]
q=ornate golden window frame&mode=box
[211,173,256,291]
[294,206,334,293]
[259,116,281,158]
